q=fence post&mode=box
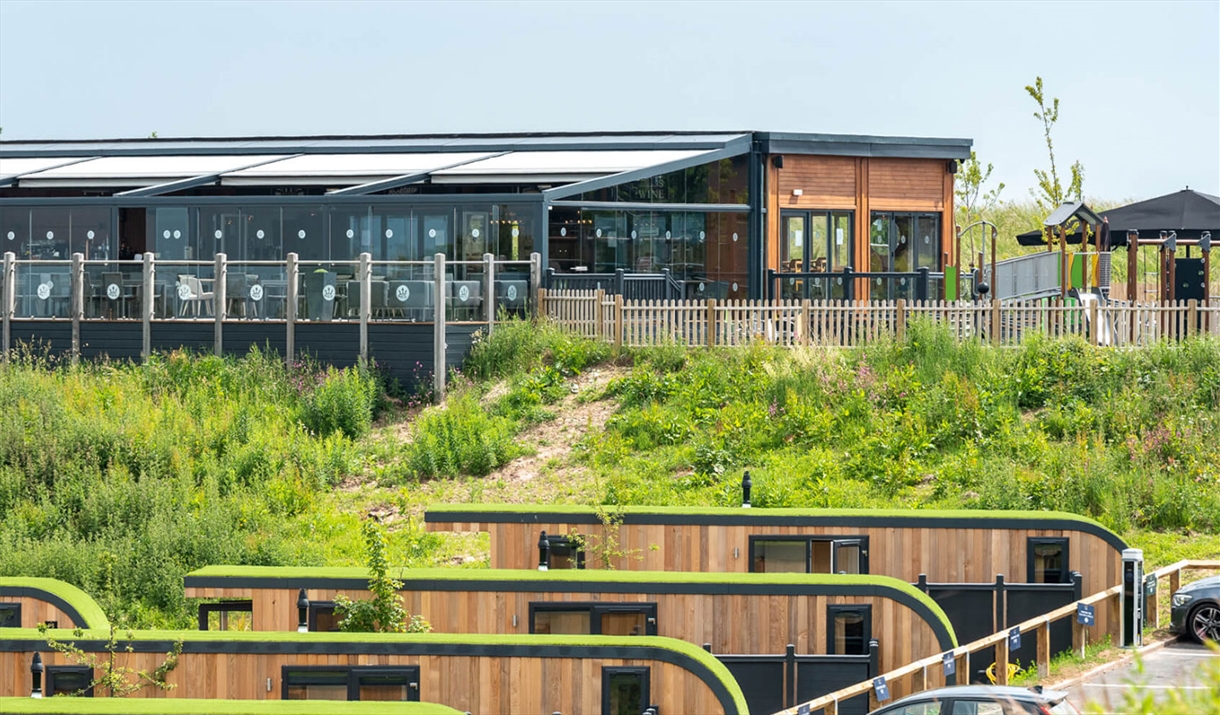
[1188,299,1198,338]
[537,287,547,318]
[1089,298,1100,346]
[484,253,496,332]
[285,253,298,367]
[142,253,154,361]
[594,289,605,340]
[991,298,1001,345]
[707,298,717,348]
[214,252,227,357]
[896,298,907,342]
[530,253,542,319]
[995,631,1010,685]
[359,252,371,366]
[71,252,84,365]
[433,253,446,403]
[1036,620,1051,679]
[614,294,624,349]
[1,252,13,360]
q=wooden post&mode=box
[432,253,446,403]
[529,251,542,319]
[214,252,227,357]
[1150,575,1161,629]
[707,298,717,348]
[799,298,810,346]
[1,252,13,360]
[1170,567,1181,597]
[1036,620,1051,679]
[70,252,83,365]
[483,253,495,332]
[1188,299,1197,338]
[358,252,371,366]
[537,287,547,318]
[614,294,624,349]
[896,298,907,342]
[1127,232,1139,303]
[995,634,1009,686]
[991,298,1001,345]
[594,289,605,340]
[142,252,154,361]
[1060,225,1069,301]
[285,252,298,367]
[1089,299,1099,346]
[824,701,838,715]
[912,665,926,694]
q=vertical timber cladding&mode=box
[0,646,740,714]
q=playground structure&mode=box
[1126,229,1212,304]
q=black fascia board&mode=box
[760,132,973,159]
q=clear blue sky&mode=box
[1,0,1217,200]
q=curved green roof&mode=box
[0,699,462,715]
[0,577,110,630]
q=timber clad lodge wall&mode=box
[0,130,971,373]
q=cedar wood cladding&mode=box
[0,645,738,714]
[0,592,81,630]
[183,577,953,674]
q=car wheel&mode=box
[1189,602,1220,643]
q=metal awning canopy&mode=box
[1042,201,1104,228]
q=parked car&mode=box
[867,685,1079,715]
[1170,575,1220,643]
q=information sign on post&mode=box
[1077,602,1096,627]
[873,676,890,702]
[942,651,956,677]
[1008,627,1021,650]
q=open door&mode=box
[832,539,866,574]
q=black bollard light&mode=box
[538,530,550,571]
[30,652,43,698]
[741,470,752,508]
[297,588,309,633]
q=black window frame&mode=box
[0,602,21,628]
[529,601,658,636]
[546,534,587,570]
[601,665,651,715]
[281,665,420,701]
[46,665,94,697]
[748,534,871,574]
[197,600,253,631]
[1027,537,1071,584]
[827,604,873,656]
[307,601,339,632]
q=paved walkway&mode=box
[1067,639,1218,713]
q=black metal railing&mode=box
[710,641,879,715]
[767,267,943,302]
[545,267,684,301]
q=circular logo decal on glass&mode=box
[471,228,480,239]
[298,230,307,239]
[163,230,171,239]
[107,284,121,300]
[631,230,637,239]
[5,231,14,240]
[560,227,567,237]
[507,284,518,301]
[177,283,192,300]
[249,284,264,301]
[595,229,602,238]
[511,227,520,238]
[732,282,739,292]
[256,229,265,240]
[385,229,393,238]
[698,283,705,292]
[875,277,883,285]
[665,230,671,239]
[924,235,931,244]
[396,285,410,302]
[46,231,54,240]
[900,277,907,286]
[458,285,470,302]
[788,277,795,285]
[36,283,51,300]
[214,230,223,239]
[346,229,355,239]
[87,230,96,240]
[428,228,437,238]
[837,276,843,285]
[322,285,336,302]
[732,233,739,242]
[173,230,182,240]
[699,231,706,241]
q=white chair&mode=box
[177,275,214,317]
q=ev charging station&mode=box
[1122,548,1144,647]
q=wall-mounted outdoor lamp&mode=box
[742,471,752,508]
[30,652,43,698]
[297,588,309,633]
[538,530,550,571]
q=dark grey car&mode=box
[867,685,1079,715]
[1170,574,1220,643]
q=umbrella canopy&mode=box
[1015,189,1220,247]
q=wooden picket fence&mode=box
[538,289,1220,348]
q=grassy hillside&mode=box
[2,322,1218,628]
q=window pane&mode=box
[206,608,252,631]
[753,541,807,573]
[357,673,409,701]
[534,610,591,635]
[1,207,31,257]
[0,604,19,627]
[951,701,1003,715]
[831,213,851,271]
[870,215,890,272]
[809,213,829,272]
[312,606,341,632]
[550,539,583,569]
[607,671,646,715]
[836,543,862,574]
[601,611,647,636]
[287,684,348,700]
[914,214,940,270]
[782,215,805,270]
[1033,542,1065,584]
[48,668,93,696]
[285,669,348,701]
[893,214,913,273]
[811,541,832,574]
[834,610,867,655]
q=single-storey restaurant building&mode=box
[0,130,971,305]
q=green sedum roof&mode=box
[0,578,110,630]
[0,698,462,715]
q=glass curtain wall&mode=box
[869,212,942,300]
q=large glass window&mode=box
[750,536,869,574]
[602,667,651,715]
[531,603,657,636]
[46,666,94,697]
[197,600,253,631]
[752,540,808,573]
[1028,538,1070,584]
[578,156,749,205]
[828,605,872,655]
[0,602,19,627]
[869,212,942,299]
[282,666,420,701]
[308,601,341,632]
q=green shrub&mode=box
[300,366,379,439]
[404,391,523,478]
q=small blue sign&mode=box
[1145,575,1157,597]
[942,651,956,676]
[1008,627,1021,650]
[873,676,890,702]
[797,705,811,715]
[1077,602,1096,626]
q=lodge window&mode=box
[602,666,651,715]
[308,601,341,632]
[827,605,872,656]
[197,600,253,631]
[282,666,420,701]
[1028,537,1070,584]
[0,602,20,628]
[545,534,586,570]
[46,666,94,697]
[530,602,657,636]
[749,536,869,574]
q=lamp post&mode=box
[538,531,550,571]
[297,589,309,633]
[30,652,43,698]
